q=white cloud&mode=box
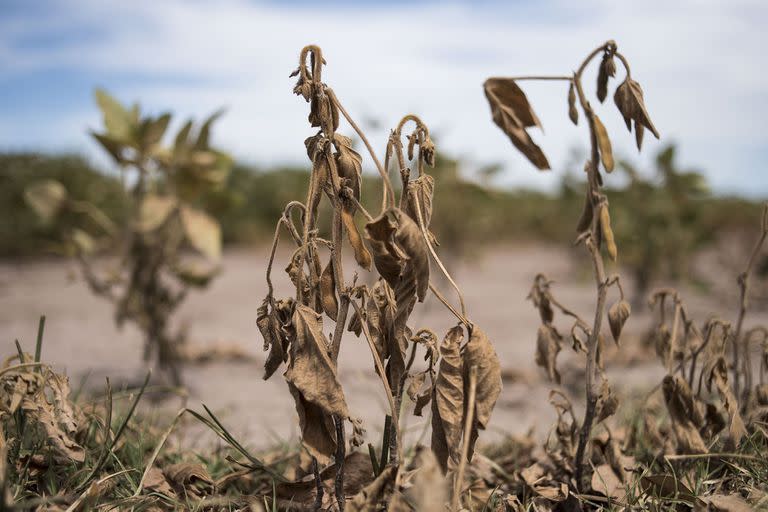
[1,0,767,195]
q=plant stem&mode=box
[452,365,477,511]
[334,416,346,511]
[327,88,394,212]
[571,64,611,491]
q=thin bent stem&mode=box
[452,365,477,512]
[498,75,574,82]
[326,88,394,212]
[411,190,468,321]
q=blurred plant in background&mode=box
[23,90,232,385]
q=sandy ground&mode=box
[1,244,765,451]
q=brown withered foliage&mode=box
[486,40,657,492]
[257,45,501,511]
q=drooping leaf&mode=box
[365,208,429,302]
[607,300,631,345]
[24,180,67,224]
[662,375,708,454]
[535,324,562,384]
[431,326,465,473]
[284,305,350,463]
[596,51,616,103]
[462,324,502,462]
[180,206,222,261]
[595,378,618,424]
[258,298,293,380]
[614,79,660,151]
[483,78,550,170]
[403,174,438,245]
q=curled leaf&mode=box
[483,78,550,170]
[662,375,708,454]
[365,208,429,302]
[596,51,616,103]
[535,324,562,384]
[462,324,502,462]
[607,300,631,345]
[431,326,464,473]
[284,305,350,463]
[614,78,659,151]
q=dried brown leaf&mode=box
[607,300,631,345]
[613,78,659,151]
[535,324,562,384]
[702,494,753,512]
[595,379,618,424]
[164,462,214,497]
[431,326,465,473]
[365,208,429,302]
[662,375,708,454]
[403,174,438,245]
[483,77,550,170]
[596,52,615,103]
[405,448,447,512]
[462,324,502,461]
[258,297,293,380]
[284,305,350,463]
[591,464,624,501]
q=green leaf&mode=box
[24,180,68,224]
[171,261,220,287]
[195,108,226,149]
[136,194,178,232]
[180,206,221,261]
[91,132,126,164]
[140,113,172,148]
[70,228,95,254]
[94,88,135,141]
[174,119,194,157]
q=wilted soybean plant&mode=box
[484,40,659,490]
[24,91,231,385]
[257,45,502,510]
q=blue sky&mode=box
[1,0,766,196]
